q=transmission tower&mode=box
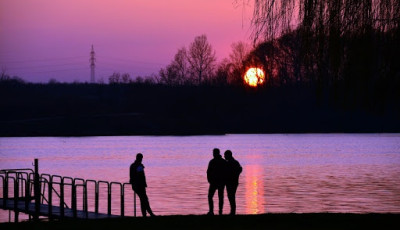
[90,45,96,83]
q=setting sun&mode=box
[244,67,265,87]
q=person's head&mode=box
[136,153,143,163]
[213,148,221,158]
[224,150,233,160]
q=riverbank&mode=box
[0,213,399,230]
[1,83,399,137]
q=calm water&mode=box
[0,134,400,222]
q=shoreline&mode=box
[1,132,400,138]
[1,213,399,230]
[2,83,399,137]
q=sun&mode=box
[244,67,265,87]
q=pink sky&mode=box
[0,0,253,83]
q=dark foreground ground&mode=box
[1,213,399,230]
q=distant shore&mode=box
[1,213,399,230]
[1,83,399,137]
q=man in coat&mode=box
[207,148,227,215]
[130,153,155,217]
[224,150,242,215]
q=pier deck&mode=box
[0,198,120,219]
[1,161,136,222]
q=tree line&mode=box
[158,35,252,86]
[2,0,399,106]
[102,36,251,87]
[246,0,400,99]
[100,0,400,97]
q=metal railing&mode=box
[0,168,137,221]
[0,169,34,222]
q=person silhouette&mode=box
[130,153,155,217]
[207,148,227,215]
[224,150,242,215]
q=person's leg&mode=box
[217,185,225,215]
[226,184,233,214]
[227,184,238,215]
[141,188,155,216]
[134,187,147,217]
[208,184,217,215]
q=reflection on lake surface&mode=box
[245,165,265,214]
[0,134,400,222]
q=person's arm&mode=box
[129,164,134,183]
[207,161,213,183]
[236,161,243,174]
[143,171,148,187]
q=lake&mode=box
[1,134,400,222]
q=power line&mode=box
[0,56,87,64]
[16,68,88,74]
[5,62,86,71]
[96,55,165,66]
[1,55,165,67]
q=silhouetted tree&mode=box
[229,42,250,70]
[108,72,132,84]
[159,47,189,85]
[228,41,251,85]
[0,69,25,85]
[121,73,131,83]
[48,78,59,84]
[0,69,9,81]
[159,66,178,85]
[214,59,230,86]
[246,0,400,101]
[109,72,121,84]
[188,34,217,84]
[135,76,144,84]
[144,76,156,85]
[174,47,189,84]
[250,0,399,41]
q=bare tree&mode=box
[248,0,399,84]
[173,47,189,85]
[214,58,231,85]
[48,78,59,84]
[228,41,251,84]
[187,34,217,84]
[0,68,10,81]
[121,73,131,83]
[250,0,399,42]
[229,41,251,68]
[109,72,121,84]
[135,76,144,84]
[159,66,178,85]
[159,47,189,86]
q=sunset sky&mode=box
[0,0,253,83]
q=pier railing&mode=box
[0,166,137,222]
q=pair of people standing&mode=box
[207,148,242,215]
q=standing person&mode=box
[207,148,227,215]
[130,153,155,217]
[224,150,242,215]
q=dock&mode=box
[0,198,119,219]
[0,159,136,222]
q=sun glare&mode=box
[244,67,265,87]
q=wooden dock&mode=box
[0,198,120,220]
[1,159,137,222]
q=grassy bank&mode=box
[1,213,399,230]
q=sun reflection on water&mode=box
[245,165,265,214]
